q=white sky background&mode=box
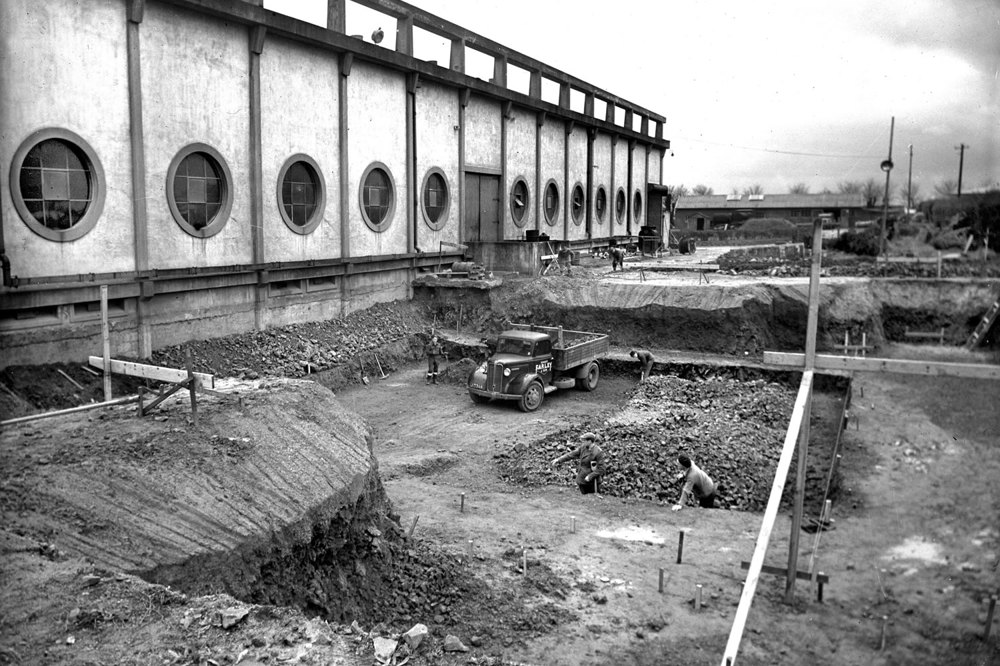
[264,0,999,200]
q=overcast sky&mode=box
[265,0,999,201]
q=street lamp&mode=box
[880,117,895,258]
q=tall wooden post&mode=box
[785,217,823,601]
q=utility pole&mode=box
[956,143,967,197]
[879,117,895,257]
[906,144,913,213]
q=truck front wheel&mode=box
[576,362,600,391]
[518,381,545,412]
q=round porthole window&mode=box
[633,190,643,223]
[595,186,607,224]
[421,167,450,230]
[615,188,626,224]
[510,177,530,227]
[571,183,585,225]
[277,154,325,235]
[10,128,106,242]
[359,162,396,232]
[166,143,233,238]
[543,179,560,226]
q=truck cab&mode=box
[468,326,606,412]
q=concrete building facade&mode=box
[0,0,669,367]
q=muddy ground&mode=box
[1,254,999,665]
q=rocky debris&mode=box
[218,606,250,629]
[442,634,470,652]
[150,301,433,380]
[497,375,799,511]
[438,357,478,385]
[402,623,428,649]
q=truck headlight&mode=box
[503,368,511,377]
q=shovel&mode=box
[373,354,388,379]
[359,357,370,385]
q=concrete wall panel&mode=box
[260,36,341,262]
[567,126,588,239]
[592,133,613,232]
[0,0,134,279]
[539,123,564,236]
[631,143,647,228]
[415,81,460,250]
[347,61,407,257]
[464,96,500,170]
[505,108,537,233]
[142,3,252,269]
[613,140,629,233]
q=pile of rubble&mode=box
[496,376,797,511]
[151,301,430,379]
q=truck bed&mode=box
[509,324,609,371]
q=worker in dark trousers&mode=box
[610,246,625,271]
[629,348,655,383]
[672,454,717,510]
[551,432,607,495]
[425,335,444,384]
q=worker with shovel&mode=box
[425,335,444,384]
[629,349,655,383]
[672,454,717,510]
[551,432,607,495]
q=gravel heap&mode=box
[496,375,796,511]
[151,302,430,379]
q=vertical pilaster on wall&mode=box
[586,128,595,239]
[458,88,471,245]
[610,135,617,236]
[249,25,267,331]
[640,115,649,137]
[563,121,572,241]
[558,83,570,109]
[529,70,542,99]
[626,138,635,236]
[624,109,634,133]
[126,0,151,358]
[501,101,513,233]
[655,120,664,141]
[535,111,545,232]
[327,0,346,32]
[584,93,594,118]
[605,100,615,124]
[450,38,466,73]
[405,73,417,254]
[493,55,507,87]
[396,14,413,56]
[339,53,353,313]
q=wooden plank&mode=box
[763,351,1000,381]
[740,561,829,584]
[101,285,112,401]
[721,371,813,666]
[1,396,141,426]
[88,357,215,389]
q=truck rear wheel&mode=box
[576,362,600,391]
[518,381,544,412]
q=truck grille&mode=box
[487,362,503,392]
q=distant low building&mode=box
[674,193,879,231]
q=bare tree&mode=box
[837,181,863,194]
[788,183,810,194]
[934,180,958,197]
[691,184,714,196]
[861,178,880,207]
[741,184,764,196]
[668,184,689,199]
[820,186,833,194]
[898,183,921,208]
[730,187,741,196]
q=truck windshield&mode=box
[497,338,534,356]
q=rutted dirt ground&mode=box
[1,254,999,665]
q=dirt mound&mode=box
[439,357,478,385]
[496,375,799,511]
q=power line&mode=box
[673,134,879,159]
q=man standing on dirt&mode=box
[425,335,444,384]
[551,432,607,495]
[610,245,625,271]
[629,349,655,383]
[672,454,716,510]
[557,243,574,276]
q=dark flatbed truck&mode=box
[467,324,609,412]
